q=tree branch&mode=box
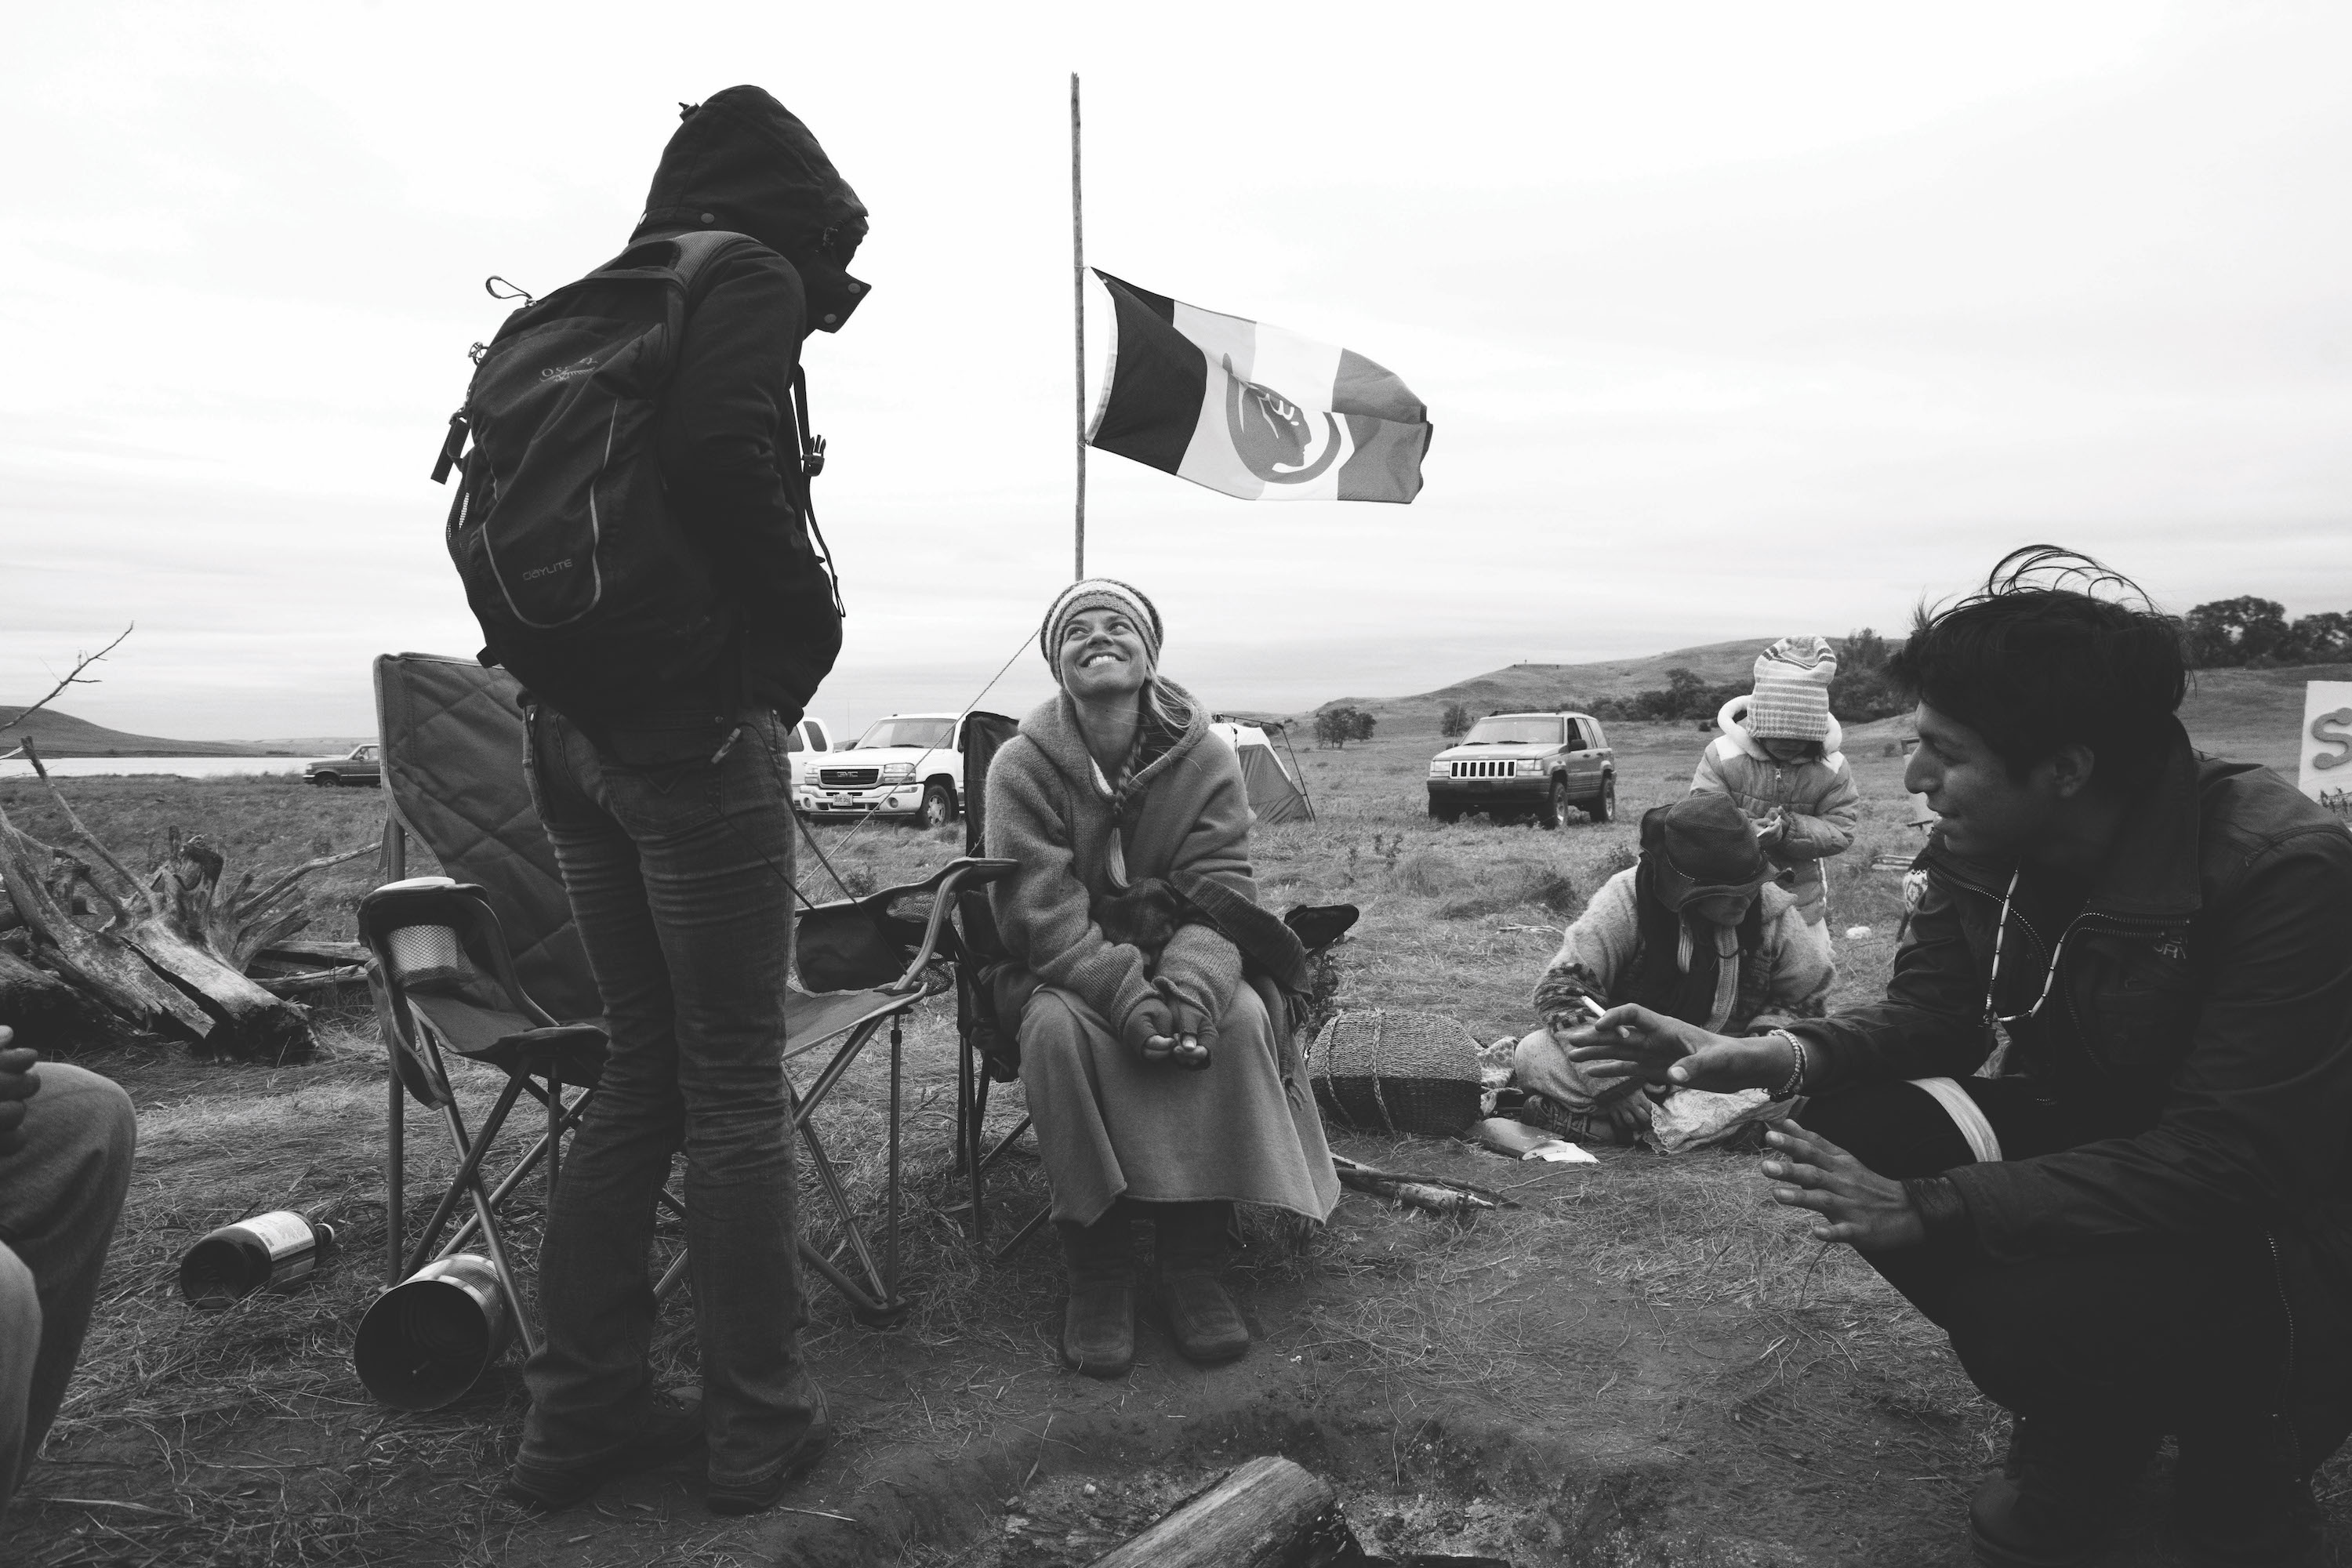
[234,842,376,920]
[0,624,135,742]
[20,739,151,909]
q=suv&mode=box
[795,712,967,829]
[1426,712,1615,828]
[782,717,836,793]
[305,742,382,787]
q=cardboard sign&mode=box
[2299,681,2352,819]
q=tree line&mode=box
[2180,597,2352,668]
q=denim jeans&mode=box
[517,707,817,1487]
[0,1062,137,1517]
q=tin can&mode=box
[354,1254,514,1410]
[179,1211,336,1308]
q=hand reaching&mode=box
[1760,1118,1925,1251]
[1563,1005,1793,1093]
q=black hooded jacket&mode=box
[625,86,868,728]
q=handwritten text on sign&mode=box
[2299,681,2352,820]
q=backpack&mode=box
[430,230,840,728]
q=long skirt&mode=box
[1018,978,1339,1227]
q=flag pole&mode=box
[1071,71,1086,581]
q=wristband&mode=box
[1769,1029,1807,1100]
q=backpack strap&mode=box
[791,365,848,618]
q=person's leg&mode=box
[1019,989,1135,1377]
[619,714,818,1497]
[0,1243,36,1518]
[0,1063,136,1514]
[517,712,698,1488]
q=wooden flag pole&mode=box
[1071,71,1086,581]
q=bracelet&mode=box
[1771,1029,1807,1100]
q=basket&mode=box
[1307,1010,1483,1137]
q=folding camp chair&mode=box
[372,653,1008,1326]
[945,711,1054,1258]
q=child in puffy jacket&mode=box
[1688,635,1860,969]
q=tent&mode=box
[1210,720,1313,824]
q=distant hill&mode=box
[1307,647,2342,772]
[0,706,304,758]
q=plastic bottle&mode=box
[179,1211,336,1308]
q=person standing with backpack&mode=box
[438,87,866,1516]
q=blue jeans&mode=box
[517,707,817,1487]
[0,1062,136,1518]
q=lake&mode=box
[0,756,319,780]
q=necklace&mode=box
[1984,866,2077,1029]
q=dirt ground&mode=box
[4,710,2346,1566]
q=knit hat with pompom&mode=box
[1748,635,1838,742]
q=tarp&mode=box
[373,652,601,1022]
[1212,721,1312,825]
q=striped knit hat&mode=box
[1040,578,1163,681]
[1748,635,1838,742]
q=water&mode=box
[0,755,318,781]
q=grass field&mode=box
[0,690,2343,1566]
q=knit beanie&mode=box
[1040,578,1163,681]
[1645,795,1769,907]
[1748,635,1837,742]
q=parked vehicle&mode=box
[1425,712,1615,828]
[305,743,382,788]
[794,711,967,828]
[782,716,835,793]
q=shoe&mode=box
[706,1381,833,1517]
[501,1391,706,1512]
[2176,1414,2325,1567]
[1966,1412,2157,1568]
[1057,1210,1135,1378]
[1153,1201,1250,1366]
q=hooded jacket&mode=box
[624,87,868,728]
[1791,731,2352,1293]
[1688,695,1860,922]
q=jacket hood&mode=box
[1019,684,1208,804]
[1719,695,1842,760]
[633,86,868,276]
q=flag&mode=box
[1087,270,1432,503]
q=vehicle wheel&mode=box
[1588,775,1617,825]
[1536,779,1568,830]
[1428,800,1461,823]
[310,773,339,788]
[916,781,956,830]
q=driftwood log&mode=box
[0,750,372,1063]
[1088,1457,1364,1568]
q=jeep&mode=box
[1426,712,1615,828]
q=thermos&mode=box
[180,1210,336,1308]
[354,1254,513,1410]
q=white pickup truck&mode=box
[793,711,968,828]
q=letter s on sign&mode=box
[2314,708,2352,771]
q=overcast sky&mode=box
[5,2,2350,742]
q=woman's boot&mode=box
[1153,1201,1251,1365]
[1056,1211,1134,1377]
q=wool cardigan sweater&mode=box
[985,687,1251,1041]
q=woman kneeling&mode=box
[985,580,1338,1377]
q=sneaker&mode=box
[501,1391,706,1512]
[706,1383,833,1517]
[1967,1412,2157,1568]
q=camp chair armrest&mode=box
[874,858,1019,993]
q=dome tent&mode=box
[1209,719,1312,825]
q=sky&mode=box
[5,2,2350,742]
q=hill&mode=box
[0,706,296,758]
[1308,649,2341,774]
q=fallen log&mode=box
[0,944,137,1054]
[1087,1456,1363,1568]
[0,818,216,1045]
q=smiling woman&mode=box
[982,579,1338,1381]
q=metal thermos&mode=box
[179,1211,336,1308]
[353,1254,514,1411]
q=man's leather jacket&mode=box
[1794,728,2352,1287]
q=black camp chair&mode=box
[372,652,1011,1325]
[946,711,1054,1258]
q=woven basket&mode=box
[1308,1010,1483,1136]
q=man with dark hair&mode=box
[1564,548,2352,1566]
[497,88,864,1518]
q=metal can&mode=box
[179,1211,336,1308]
[353,1254,514,1411]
